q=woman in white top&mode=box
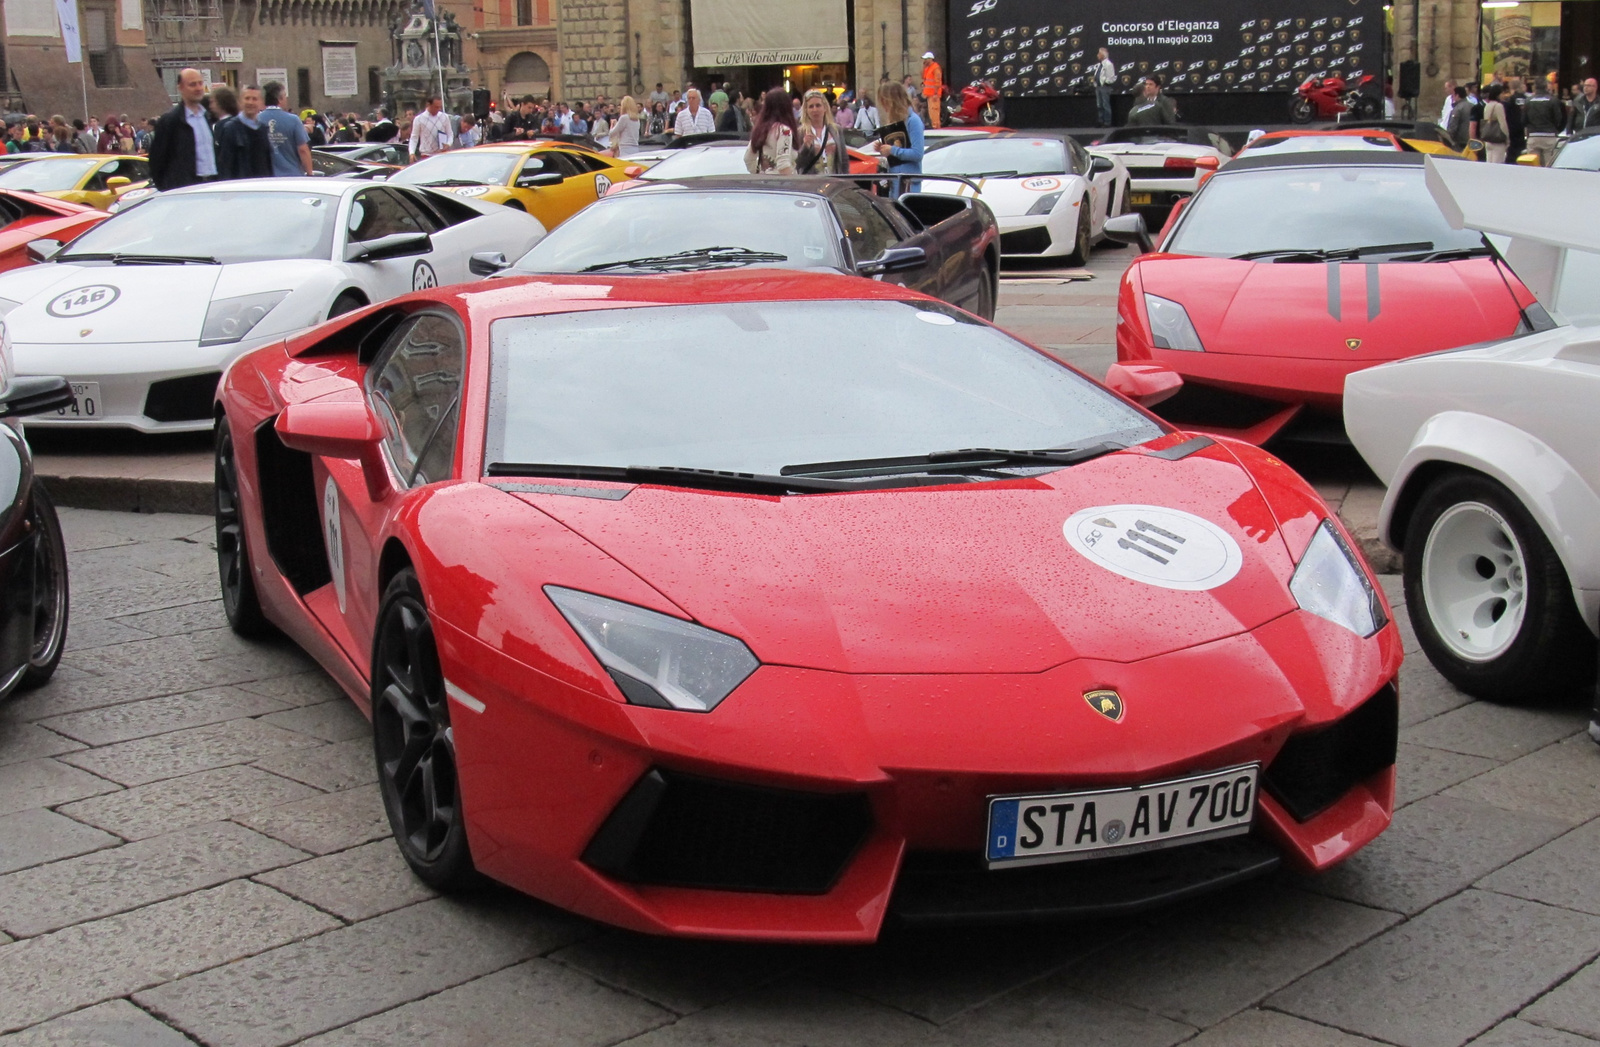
[610,96,642,157]
[796,89,847,174]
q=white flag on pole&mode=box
[55,0,82,63]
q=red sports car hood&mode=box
[517,445,1303,674]
[1138,256,1521,361]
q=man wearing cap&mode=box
[922,51,944,129]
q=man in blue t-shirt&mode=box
[257,82,312,176]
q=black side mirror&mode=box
[516,171,564,188]
[26,238,62,263]
[469,251,510,276]
[858,245,927,275]
[345,231,432,263]
[1090,155,1116,174]
[1103,213,1154,253]
[0,376,73,418]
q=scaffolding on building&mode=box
[146,0,226,84]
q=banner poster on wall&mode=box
[951,0,1375,95]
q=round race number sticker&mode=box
[1020,176,1062,192]
[47,285,120,318]
[1063,504,1243,592]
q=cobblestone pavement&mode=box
[1,251,1598,1045]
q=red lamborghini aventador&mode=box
[216,269,1400,941]
[1108,151,1550,444]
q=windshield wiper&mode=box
[55,251,218,265]
[419,178,487,187]
[781,442,1124,479]
[484,462,955,494]
[577,247,789,273]
[1389,245,1495,262]
[1231,241,1434,263]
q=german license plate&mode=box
[986,764,1258,868]
[1129,191,1154,206]
[54,382,100,420]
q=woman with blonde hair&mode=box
[874,80,924,185]
[610,95,642,157]
[744,87,797,173]
[796,89,847,174]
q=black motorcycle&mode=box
[0,376,74,699]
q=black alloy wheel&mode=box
[214,420,272,638]
[18,481,67,690]
[1065,199,1092,267]
[372,568,475,889]
[975,267,996,321]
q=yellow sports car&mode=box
[0,154,152,210]
[389,144,638,229]
[1340,120,1482,160]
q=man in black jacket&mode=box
[214,85,272,179]
[148,68,218,190]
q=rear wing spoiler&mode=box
[1425,156,1600,323]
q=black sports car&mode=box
[0,375,73,699]
[476,175,1002,320]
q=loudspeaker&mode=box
[1399,60,1420,100]
[472,89,491,120]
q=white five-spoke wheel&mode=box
[1403,472,1594,703]
[1420,501,1527,663]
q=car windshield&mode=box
[391,151,519,186]
[512,191,840,273]
[56,190,338,263]
[485,300,1161,475]
[1164,165,1484,258]
[1552,137,1600,171]
[923,138,1068,176]
[1246,135,1399,153]
[0,158,98,192]
[640,145,751,180]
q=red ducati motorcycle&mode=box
[947,81,1003,126]
[1290,73,1382,123]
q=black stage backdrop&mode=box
[951,0,1378,97]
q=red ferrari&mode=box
[217,269,1400,942]
[0,188,108,273]
[1107,152,1547,444]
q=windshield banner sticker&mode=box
[1063,504,1242,591]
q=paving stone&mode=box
[110,599,231,639]
[4,655,277,722]
[0,723,83,767]
[1403,701,1584,761]
[1398,658,1476,728]
[253,738,376,793]
[0,879,337,1033]
[1184,1009,1389,1046]
[0,810,119,875]
[1481,819,1600,917]
[1444,735,1600,826]
[137,894,591,1047]
[58,506,208,549]
[297,958,672,1046]
[233,784,390,855]
[257,701,370,743]
[1523,955,1600,1040]
[551,931,806,1016]
[611,982,936,1047]
[40,686,290,746]
[1269,889,1600,1047]
[919,972,1194,1047]
[1305,795,1570,915]
[64,617,157,652]
[1396,742,1498,808]
[60,718,323,787]
[0,999,194,1046]
[59,764,318,841]
[254,840,435,922]
[0,821,305,937]
[1469,1018,1600,1046]
[236,670,350,709]
[0,759,117,817]
[808,923,1106,1024]
[1058,882,1398,1027]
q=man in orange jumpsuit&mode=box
[922,51,944,129]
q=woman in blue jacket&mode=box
[874,82,923,194]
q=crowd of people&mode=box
[1438,73,1600,164]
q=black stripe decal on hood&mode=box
[1326,262,1341,321]
[1366,263,1382,321]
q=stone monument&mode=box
[382,1,473,115]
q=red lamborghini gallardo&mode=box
[215,268,1400,941]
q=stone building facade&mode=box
[2,0,169,120]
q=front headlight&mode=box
[199,291,290,347]
[1027,191,1063,216]
[453,185,492,197]
[1290,519,1387,637]
[1143,293,1206,351]
[546,586,759,712]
